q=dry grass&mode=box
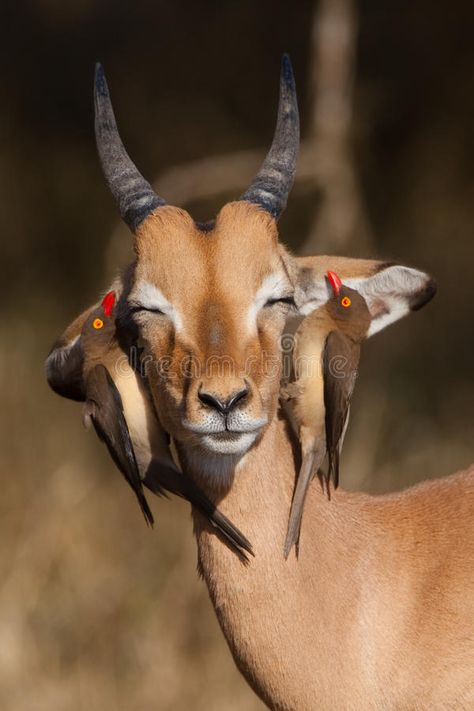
[0,325,264,711]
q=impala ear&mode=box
[293,256,436,336]
[46,299,98,401]
[46,324,87,402]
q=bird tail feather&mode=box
[144,464,253,559]
[284,449,325,559]
[326,448,340,493]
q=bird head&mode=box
[81,291,118,352]
[325,271,372,341]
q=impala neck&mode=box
[178,410,372,708]
[180,409,365,561]
[178,409,474,710]
[179,410,302,556]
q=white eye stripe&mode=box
[247,272,293,331]
[129,281,183,332]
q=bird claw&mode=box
[280,382,302,401]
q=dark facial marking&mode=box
[195,220,216,233]
[373,261,396,274]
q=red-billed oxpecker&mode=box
[284,271,371,557]
[80,290,154,526]
[46,291,253,557]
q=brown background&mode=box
[1,1,473,709]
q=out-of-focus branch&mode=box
[301,0,372,255]
[105,0,372,273]
[105,141,335,271]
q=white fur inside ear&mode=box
[45,335,79,378]
[343,266,432,337]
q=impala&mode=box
[49,57,474,710]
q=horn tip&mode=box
[94,62,108,98]
[281,53,295,88]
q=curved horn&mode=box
[94,63,166,232]
[239,55,299,220]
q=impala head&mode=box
[123,202,296,460]
[93,57,436,477]
[95,57,298,464]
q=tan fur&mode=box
[191,418,474,710]
[129,203,471,708]
[58,203,468,709]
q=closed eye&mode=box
[264,296,296,308]
[128,282,183,331]
[129,304,164,316]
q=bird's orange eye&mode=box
[93,318,104,329]
[341,296,351,308]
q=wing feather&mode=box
[323,331,359,489]
[84,364,154,526]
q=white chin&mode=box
[199,431,258,455]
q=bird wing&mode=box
[144,463,253,559]
[116,367,253,558]
[323,331,359,489]
[83,364,154,526]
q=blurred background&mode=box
[1,1,473,709]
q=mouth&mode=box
[182,417,268,455]
[199,430,261,455]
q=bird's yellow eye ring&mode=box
[341,296,351,308]
[93,317,104,329]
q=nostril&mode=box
[198,385,250,415]
[198,390,226,414]
[226,386,249,412]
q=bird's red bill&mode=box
[102,291,116,317]
[327,271,343,296]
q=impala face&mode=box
[126,203,295,457]
[91,57,435,478]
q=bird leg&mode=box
[280,381,303,401]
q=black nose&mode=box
[198,386,249,415]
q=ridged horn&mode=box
[239,54,300,220]
[94,63,166,232]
